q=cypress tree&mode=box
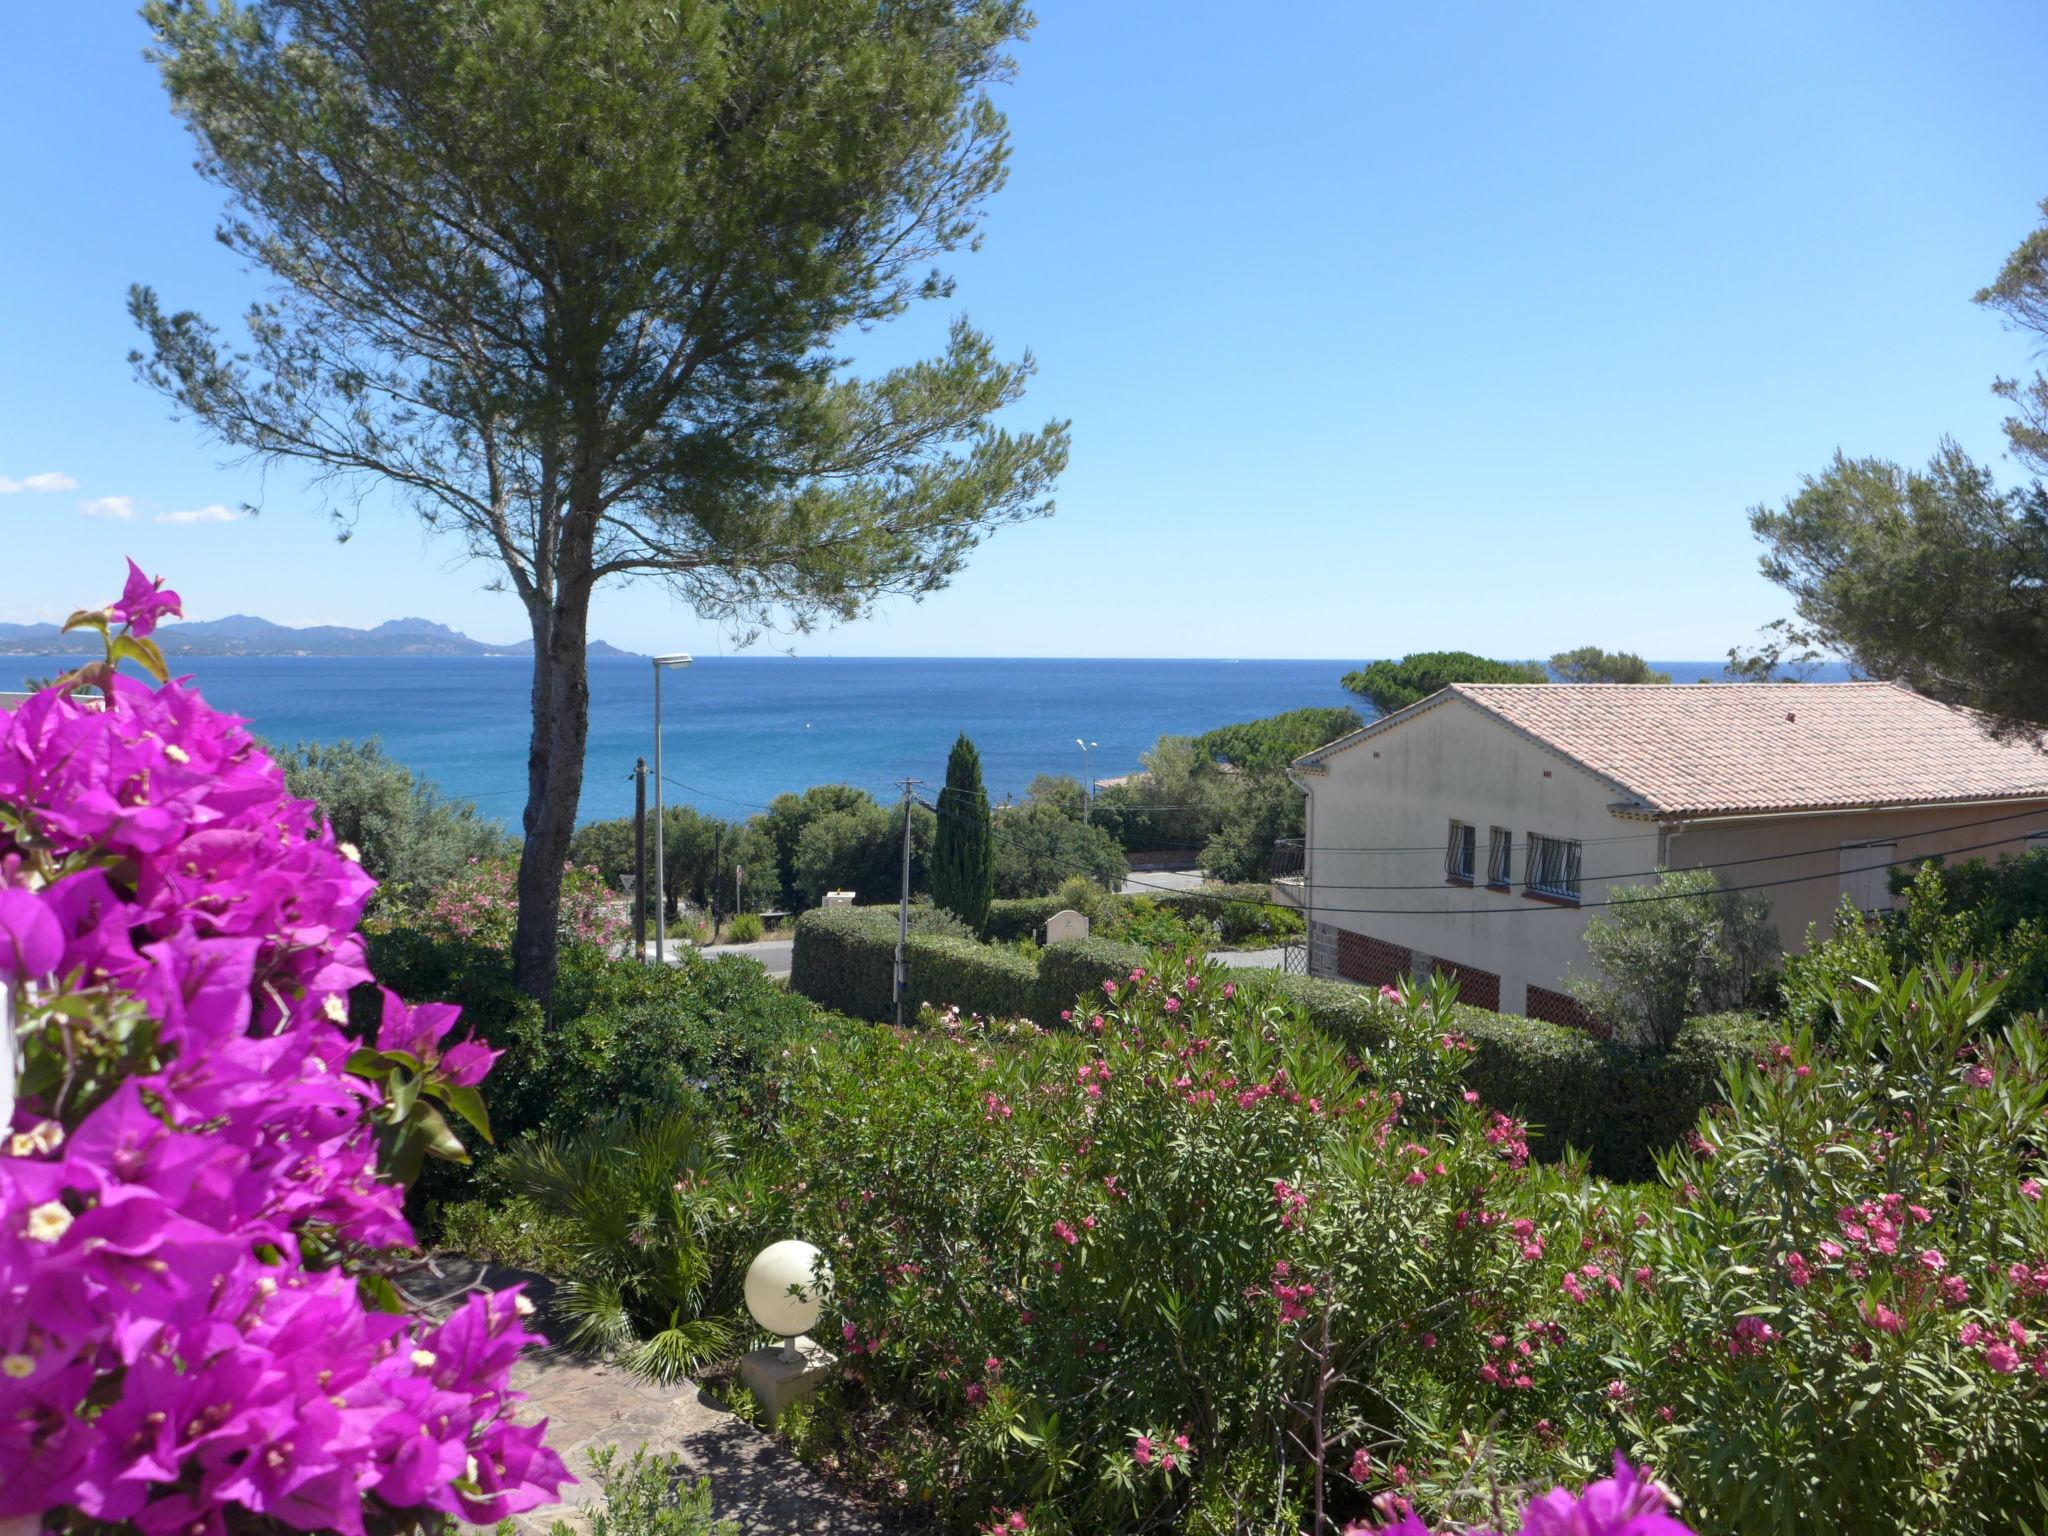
[932,733,994,933]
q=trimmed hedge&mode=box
[983,895,1069,943]
[791,906,1772,1180]
[790,905,1040,1022]
[1459,1008,1773,1181]
[1033,936,1150,1023]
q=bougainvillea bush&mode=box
[0,564,566,1534]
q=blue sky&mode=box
[3,1,2043,659]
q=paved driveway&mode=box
[699,937,794,977]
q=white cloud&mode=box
[156,503,246,526]
[79,495,139,521]
[0,471,79,494]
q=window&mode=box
[1445,819,1476,883]
[1487,826,1513,888]
[1840,840,1898,914]
[1525,832,1582,901]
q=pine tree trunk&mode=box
[511,559,594,1001]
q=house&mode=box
[1273,682,2048,1028]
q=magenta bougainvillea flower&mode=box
[0,565,567,1532]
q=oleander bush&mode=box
[1602,962,2048,1530]
[770,961,1607,1534]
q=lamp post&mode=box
[650,653,693,964]
[1075,738,1099,823]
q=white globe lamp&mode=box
[744,1239,831,1362]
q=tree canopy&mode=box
[132,0,1068,997]
[1341,652,1545,716]
[1194,705,1362,770]
[1748,201,2048,735]
[1750,445,2048,733]
[1547,647,1670,685]
[931,733,994,931]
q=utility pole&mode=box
[632,757,648,961]
[894,776,919,1028]
[711,824,723,938]
[1076,738,1099,824]
[650,653,692,965]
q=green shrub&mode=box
[430,1194,578,1274]
[502,1100,768,1381]
[724,910,764,943]
[369,934,817,1229]
[772,964,1579,1532]
[903,934,1040,1022]
[1459,1007,1772,1181]
[982,895,1067,943]
[992,799,1127,896]
[1032,935,1151,1023]
[787,904,979,1021]
[1568,867,1778,1047]
[1609,962,2048,1530]
[553,1445,736,1536]
[274,736,515,891]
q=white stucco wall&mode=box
[1296,695,2048,1013]
[1297,696,1655,1012]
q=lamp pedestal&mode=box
[739,1336,834,1426]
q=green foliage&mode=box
[503,1101,767,1382]
[1783,859,2048,1036]
[992,798,1127,896]
[1192,705,1363,770]
[758,785,878,911]
[790,905,1746,1178]
[1751,442,2048,736]
[275,737,513,891]
[1023,772,1088,821]
[788,903,1032,1023]
[932,732,995,931]
[770,965,1556,1531]
[982,895,1069,943]
[1339,651,1546,715]
[793,797,934,908]
[1609,963,2048,1530]
[368,935,816,1227]
[1546,646,1671,684]
[723,911,764,944]
[551,1445,736,1536]
[1087,735,1237,853]
[1458,1008,1774,1181]
[1568,868,1779,1048]
[431,1194,578,1274]
[571,805,774,921]
[1977,194,2048,479]
[1199,768,1307,882]
[1722,616,1828,683]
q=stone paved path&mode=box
[415,1260,905,1535]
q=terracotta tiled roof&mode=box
[1300,682,2048,819]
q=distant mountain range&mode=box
[0,614,641,659]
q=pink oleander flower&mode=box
[1133,1434,1154,1467]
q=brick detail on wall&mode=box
[1420,958,1500,1012]
[1525,984,1606,1038]
[1335,929,1413,990]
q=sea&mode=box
[0,655,1840,827]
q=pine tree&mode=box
[932,733,994,933]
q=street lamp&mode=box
[650,653,693,964]
[1075,738,1099,823]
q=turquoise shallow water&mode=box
[0,655,1835,826]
